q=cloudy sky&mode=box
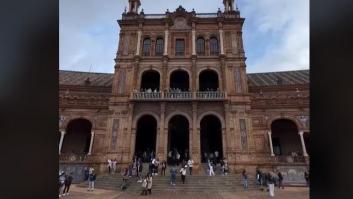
[59,0,309,74]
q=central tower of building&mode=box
[109,0,252,171]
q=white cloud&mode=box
[241,0,309,72]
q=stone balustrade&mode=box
[131,91,227,101]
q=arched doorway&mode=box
[199,70,219,91]
[200,115,223,163]
[140,70,160,91]
[170,70,189,91]
[271,119,302,156]
[134,115,157,162]
[61,118,92,155]
[167,115,189,165]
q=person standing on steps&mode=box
[304,170,309,186]
[140,175,148,195]
[107,159,112,174]
[161,160,167,176]
[62,172,73,196]
[112,158,117,174]
[121,168,128,190]
[176,151,181,166]
[87,168,96,192]
[180,165,187,184]
[242,169,248,190]
[58,171,66,197]
[267,172,275,197]
[170,167,177,186]
[187,158,194,175]
[209,162,215,176]
[147,173,153,194]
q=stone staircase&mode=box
[78,164,257,192]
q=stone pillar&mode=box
[192,103,199,164]
[219,29,225,55]
[59,131,65,154]
[192,30,196,55]
[267,131,275,156]
[88,131,95,155]
[299,131,308,157]
[164,30,169,56]
[158,103,166,160]
[136,30,142,56]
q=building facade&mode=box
[59,0,309,182]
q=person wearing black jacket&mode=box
[63,173,73,196]
[278,171,284,189]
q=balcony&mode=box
[131,91,227,101]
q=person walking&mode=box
[170,167,177,186]
[242,170,248,190]
[87,168,96,192]
[58,171,66,197]
[84,167,89,182]
[187,159,194,175]
[161,160,167,176]
[256,168,261,188]
[121,168,128,190]
[209,162,215,176]
[304,170,309,186]
[140,176,148,195]
[107,159,112,174]
[180,165,187,184]
[62,172,73,196]
[147,173,153,194]
[278,171,284,189]
[267,172,275,197]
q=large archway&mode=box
[170,70,189,91]
[140,70,160,91]
[200,115,223,163]
[271,119,302,156]
[199,70,219,91]
[134,115,157,162]
[167,115,189,164]
[61,118,92,154]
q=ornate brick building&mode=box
[59,0,309,182]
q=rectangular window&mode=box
[175,39,185,56]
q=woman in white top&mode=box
[180,166,187,184]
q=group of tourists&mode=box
[169,159,194,186]
[206,157,229,176]
[253,168,287,197]
[167,148,189,165]
[58,171,73,197]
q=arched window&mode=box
[155,38,164,56]
[196,37,205,55]
[210,37,219,56]
[143,38,151,56]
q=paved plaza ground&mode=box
[61,185,309,199]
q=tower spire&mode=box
[128,0,141,14]
[223,0,235,12]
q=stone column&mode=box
[267,131,275,156]
[136,30,142,56]
[192,30,196,55]
[158,103,166,160]
[88,131,95,155]
[164,30,169,56]
[299,131,308,157]
[219,29,225,55]
[59,131,65,154]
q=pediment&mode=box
[170,17,192,30]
